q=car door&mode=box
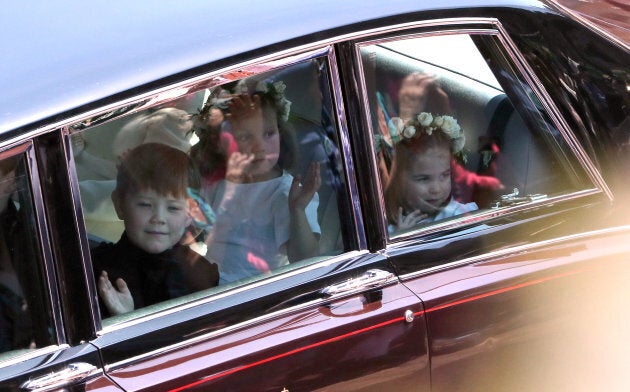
[68,48,429,391]
[0,139,120,391]
[349,17,630,392]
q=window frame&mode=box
[65,45,369,331]
[349,20,611,244]
[0,141,65,363]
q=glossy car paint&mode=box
[0,342,114,391]
[105,282,427,391]
[0,0,514,137]
[0,0,628,391]
[415,228,630,391]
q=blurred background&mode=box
[553,0,630,44]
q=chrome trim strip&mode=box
[61,128,102,332]
[71,47,333,132]
[493,21,614,201]
[397,223,630,282]
[0,344,70,368]
[388,188,601,244]
[355,26,499,47]
[326,47,368,250]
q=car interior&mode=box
[71,57,353,324]
[67,33,593,323]
[360,34,584,217]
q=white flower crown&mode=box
[254,80,292,122]
[386,112,466,154]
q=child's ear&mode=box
[111,190,125,220]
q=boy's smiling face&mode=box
[113,188,191,254]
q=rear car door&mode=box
[350,16,630,392]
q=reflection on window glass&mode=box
[0,151,54,357]
[361,33,586,236]
[75,58,348,321]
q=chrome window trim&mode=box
[61,129,101,333]
[387,188,601,245]
[396,223,630,283]
[70,46,333,132]
[0,142,65,358]
[326,47,368,250]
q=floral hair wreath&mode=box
[196,79,292,124]
[376,112,467,162]
[253,80,292,122]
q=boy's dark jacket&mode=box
[92,232,219,317]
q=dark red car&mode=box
[1,0,628,390]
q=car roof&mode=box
[0,0,547,136]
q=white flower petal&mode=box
[417,112,433,126]
[403,125,416,138]
[256,81,269,93]
[389,117,404,137]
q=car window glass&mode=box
[0,148,55,361]
[72,57,350,325]
[360,33,591,238]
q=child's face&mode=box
[113,189,191,254]
[232,106,280,180]
[402,146,451,214]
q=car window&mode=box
[359,33,593,238]
[72,56,352,325]
[0,145,55,361]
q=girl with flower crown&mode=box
[203,79,321,284]
[384,112,478,233]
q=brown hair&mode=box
[115,143,200,199]
[384,129,452,224]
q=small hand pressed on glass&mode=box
[289,162,321,212]
[98,270,134,316]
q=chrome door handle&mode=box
[320,269,395,297]
[21,362,98,391]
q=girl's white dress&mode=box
[206,172,320,284]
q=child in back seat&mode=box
[383,112,479,233]
[92,143,219,317]
[203,79,321,285]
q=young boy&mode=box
[91,143,219,317]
